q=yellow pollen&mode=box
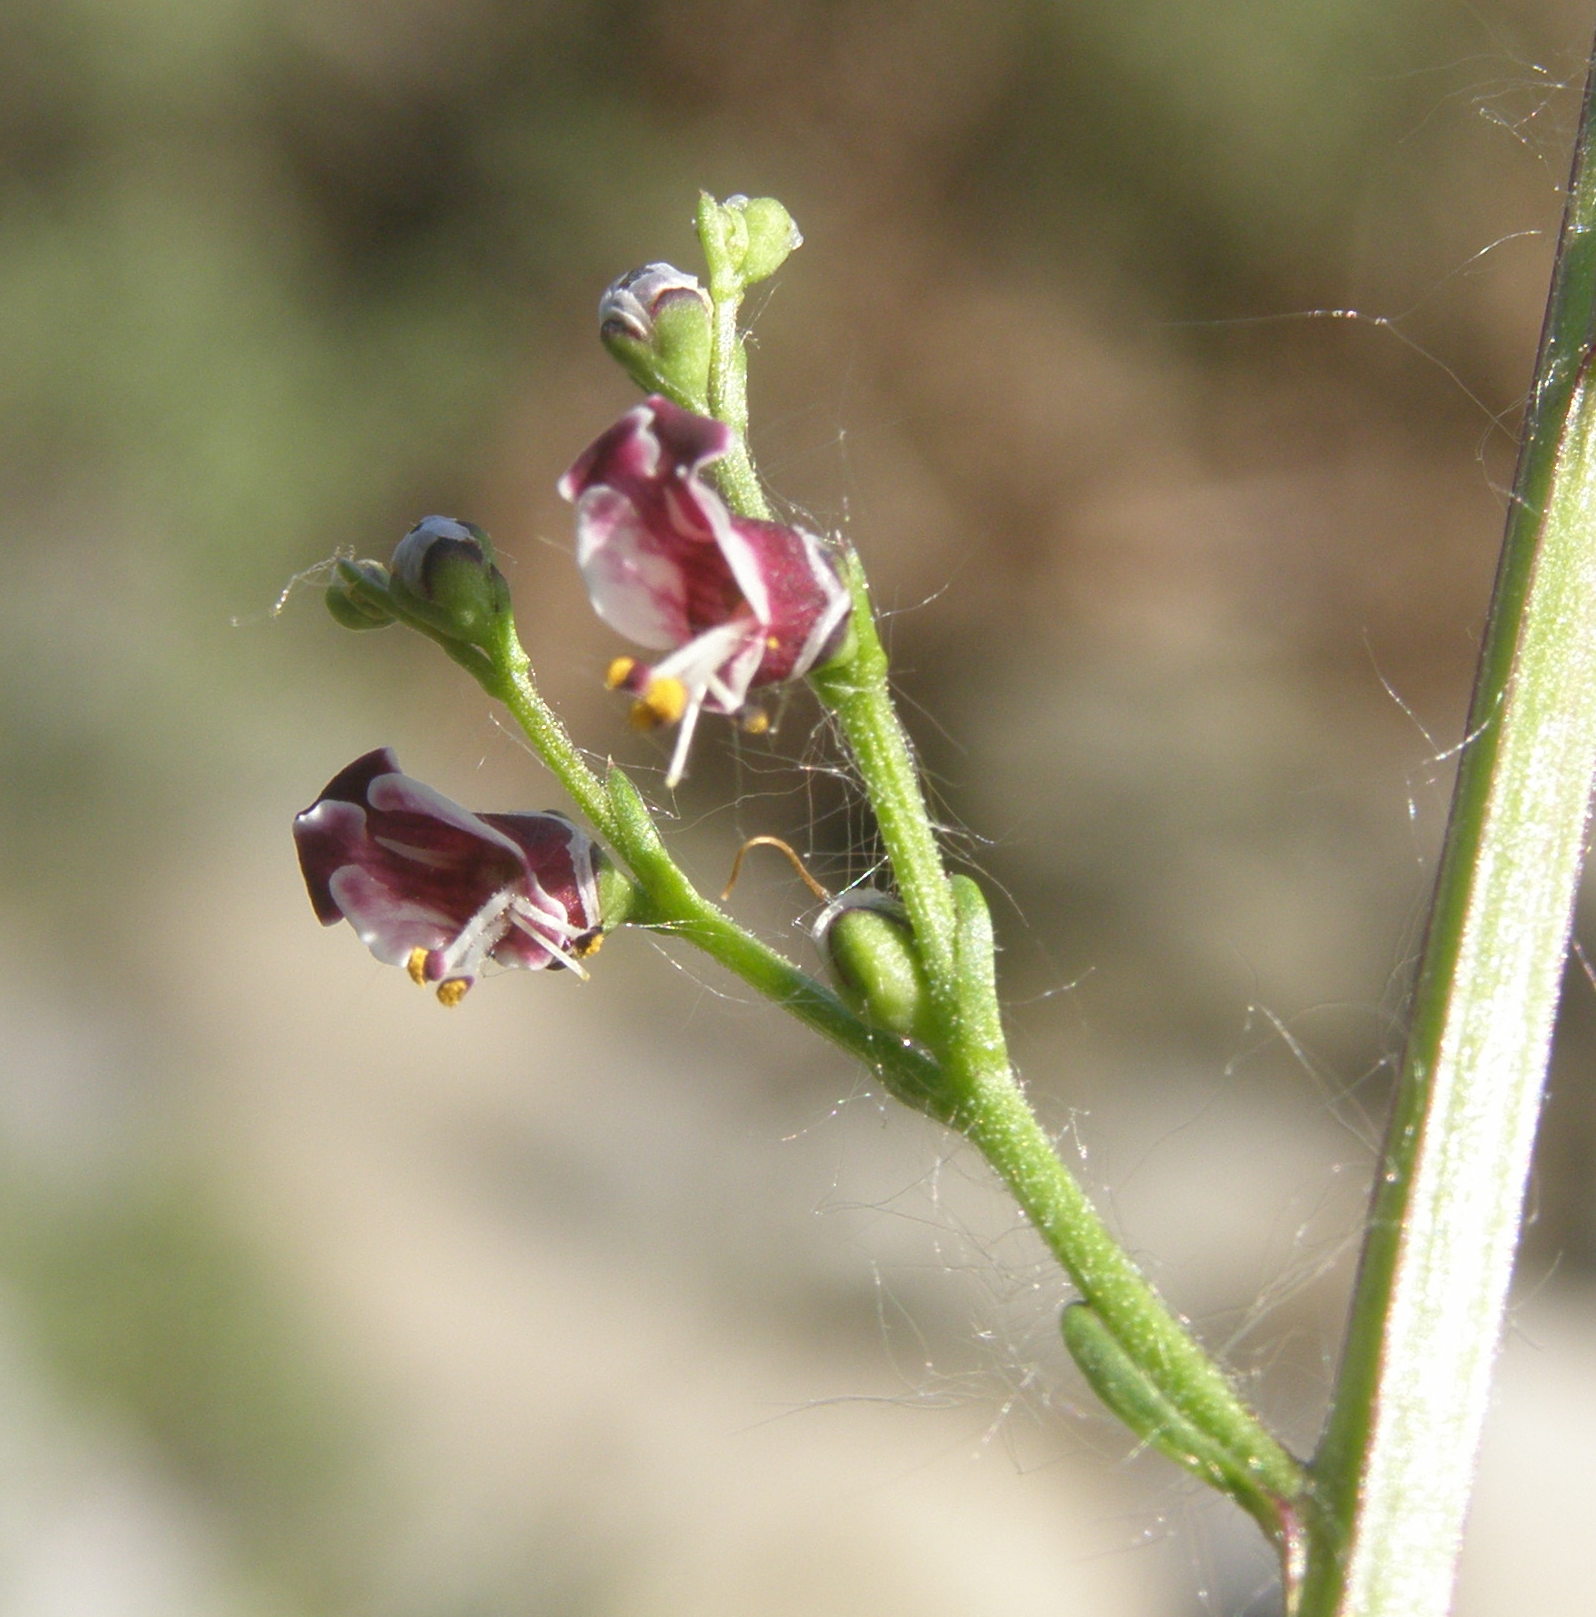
[605,656,637,691]
[406,947,429,987]
[766,634,780,650]
[574,931,605,960]
[435,978,471,1008]
[630,675,687,729]
[741,709,770,736]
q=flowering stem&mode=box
[691,234,1309,1577]
[1299,46,1596,1617]
[466,623,949,1112]
[959,1050,1307,1536]
[602,766,952,1112]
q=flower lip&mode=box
[559,397,852,785]
[292,748,604,1002]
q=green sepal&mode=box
[325,560,396,630]
[727,196,802,285]
[818,894,933,1044]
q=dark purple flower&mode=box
[557,396,851,785]
[293,748,604,1005]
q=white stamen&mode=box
[665,692,706,788]
[506,897,590,978]
[435,887,516,980]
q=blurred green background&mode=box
[4,1,1596,1612]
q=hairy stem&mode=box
[808,558,960,995]
[1301,44,1596,1617]
[484,621,619,845]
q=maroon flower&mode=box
[558,396,851,785]
[293,749,604,1005]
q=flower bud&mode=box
[325,559,396,630]
[599,263,713,410]
[815,891,932,1044]
[720,195,802,286]
[388,515,512,648]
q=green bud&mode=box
[325,559,396,630]
[725,195,802,285]
[388,516,512,648]
[698,193,802,292]
[816,891,932,1043]
[599,263,713,410]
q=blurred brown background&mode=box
[4,1,1595,1612]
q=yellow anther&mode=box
[741,709,770,736]
[605,656,638,691]
[629,675,688,730]
[406,947,429,987]
[435,978,471,1008]
[573,931,606,960]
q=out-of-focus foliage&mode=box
[3,2,1594,1613]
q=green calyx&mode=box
[324,520,517,688]
[594,854,639,934]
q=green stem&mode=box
[696,193,771,521]
[808,558,960,995]
[601,766,949,1112]
[483,621,619,845]
[1302,44,1596,1617]
[963,1071,1304,1507]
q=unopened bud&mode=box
[816,891,932,1044]
[720,195,801,286]
[325,559,396,630]
[389,516,512,648]
[599,263,713,409]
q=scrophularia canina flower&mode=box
[293,748,605,1005]
[557,395,852,786]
